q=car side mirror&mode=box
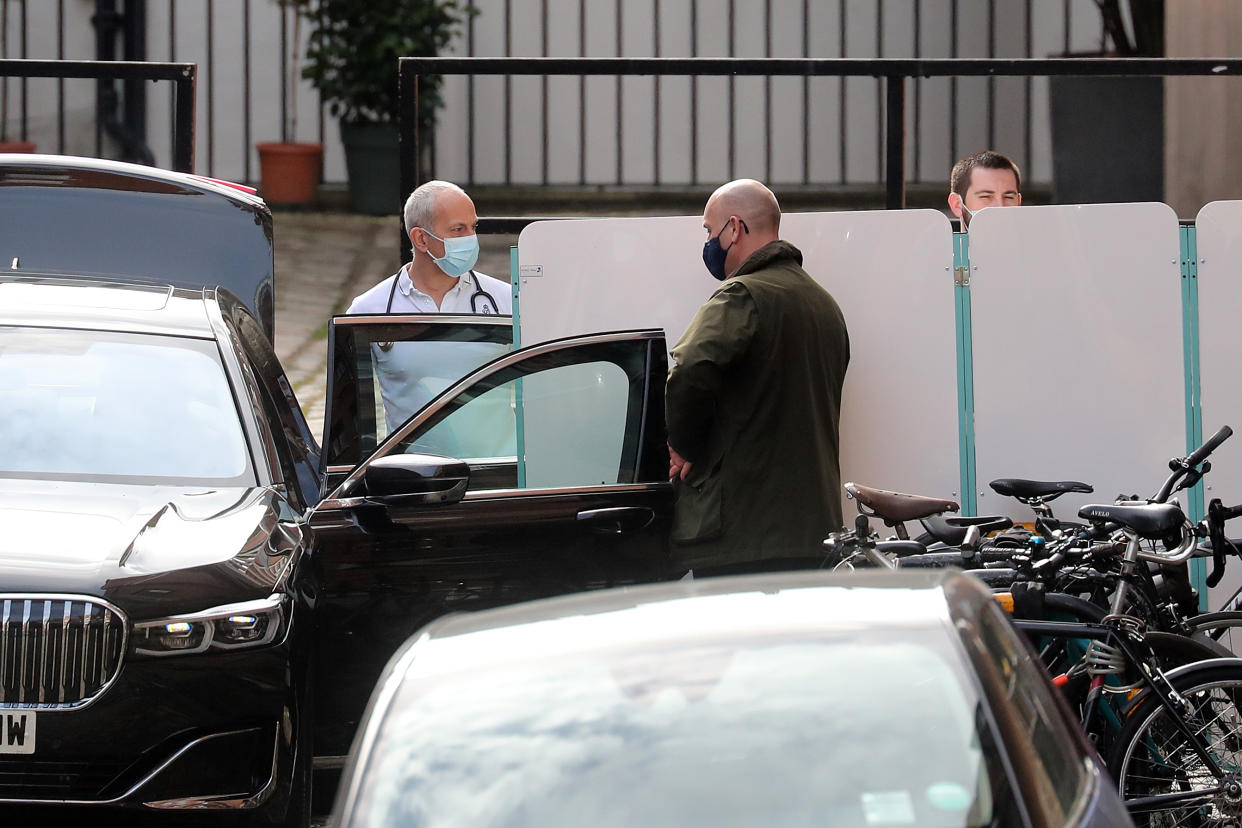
[358,454,470,506]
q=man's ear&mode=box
[947,192,964,219]
[409,227,426,253]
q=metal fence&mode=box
[0,0,1115,187]
[0,58,194,170]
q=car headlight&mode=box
[132,595,286,657]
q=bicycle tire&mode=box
[1108,661,1242,826]
[1183,610,1242,657]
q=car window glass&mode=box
[391,341,648,492]
[0,326,253,485]
[229,304,321,507]
[351,631,1022,827]
[969,603,1087,821]
[408,361,629,490]
[324,319,513,469]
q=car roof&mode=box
[0,154,274,335]
[0,275,215,337]
[406,569,972,675]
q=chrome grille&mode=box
[0,596,126,708]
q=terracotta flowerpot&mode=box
[0,140,36,153]
[255,142,323,205]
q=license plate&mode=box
[0,712,35,754]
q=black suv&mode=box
[0,156,675,824]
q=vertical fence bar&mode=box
[503,0,511,186]
[168,0,176,160]
[467,2,475,185]
[763,0,772,183]
[206,0,214,176]
[838,0,846,183]
[398,60,415,262]
[913,0,921,183]
[885,75,904,209]
[653,0,661,186]
[0,2,7,143]
[18,0,25,141]
[56,0,64,152]
[876,0,883,183]
[316,0,324,148]
[690,0,697,185]
[986,0,995,151]
[615,0,622,185]
[278,5,287,143]
[801,0,809,185]
[949,0,957,168]
[1024,0,1032,175]
[1063,0,1071,54]
[541,0,548,185]
[727,0,735,181]
[578,0,585,184]
[172,68,195,172]
[242,0,250,183]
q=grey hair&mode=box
[403,180,468,236]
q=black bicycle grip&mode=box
[1186,425,1233,468]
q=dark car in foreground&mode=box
[0,156,678,822]
[331,570,1133,828]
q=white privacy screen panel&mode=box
[1192,201,1242,609]
[518,211,960,518]
[967,203,1184,524]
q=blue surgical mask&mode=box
[702,218,744,281]
[421,229,480,277]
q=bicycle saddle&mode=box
[919,514,1015,547]
[1078,502,1184,539]
[845,482,959,524]
[990,478,1093,500]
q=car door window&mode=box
[323,317,514,470]
[388,338,662,492]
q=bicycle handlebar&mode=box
[1185,425,1233,469]
[1155,425,1233,502]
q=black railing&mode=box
[401,56,1242,221]
[0,58,195,171]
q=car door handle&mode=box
[576,507,655,535]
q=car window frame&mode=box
[320,325,666,505]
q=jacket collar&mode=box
[733,240,803,278]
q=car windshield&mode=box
[349,627,1021,828]
[0,326,253,485]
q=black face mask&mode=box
[702,218,747,281]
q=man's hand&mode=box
[668,444,693,481]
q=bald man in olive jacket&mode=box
[666,179,849,576]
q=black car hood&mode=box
[0,479,297,619]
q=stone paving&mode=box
[270,210,517,440]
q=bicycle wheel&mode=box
[1185,611,1242,657]
[1109,662,1242,826]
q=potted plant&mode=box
[1049,0,1165,204]
[255,0,324,205]
[301,0,474,215]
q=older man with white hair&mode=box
[347,181,513,440]
[348,180,511,315]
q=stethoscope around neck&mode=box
[385,268,500,315]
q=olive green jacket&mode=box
[665,241,849,571]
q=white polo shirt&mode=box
[345,264,514,436]
[346,265,512,315]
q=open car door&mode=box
[309,315,673,759]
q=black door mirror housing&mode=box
[359,454,470,506]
